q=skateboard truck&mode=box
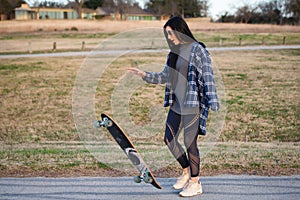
[134,169,153,184]
[94,117,113,128]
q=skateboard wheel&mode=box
[106,120,113,127]
[134,176,142,183]
[144,177,153,183]
[144,173,153,183]
[93,121,100,128]
[102,118,113,127]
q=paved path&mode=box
[0,175,299,200]
[0,45,300,59]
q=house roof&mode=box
[15,3,33,11]
[96,4,156,16]
[15,7,33,11]
[96,7,115,15]
[82,8,96,13]
[126,3,156,16]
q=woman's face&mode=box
[166,26,181,45]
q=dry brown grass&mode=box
[1,19,299,34]
[0,22,299,177]
[1,48,299,177]
[0,56,82,142]
[212,49,300,142]
[1,20,299,54]
[0,38,102,53]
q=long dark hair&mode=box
[163,16,206,88]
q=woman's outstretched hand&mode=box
[127,67,146,78]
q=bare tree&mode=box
[0,0,26,19]
[146,0,207,17]
[236,4,257,23]
[114,0,136,20]
[25,0,43,7]
[68,0,85,19]
[115,0,126,20]
[288,0,300,24]
[216,0,300,24]
[201,0,209,17]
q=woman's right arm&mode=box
[128,65,168,84]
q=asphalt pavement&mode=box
[0,175,299,200]
[0,45,300,59]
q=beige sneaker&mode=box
[179,180,203,197]
[173,171,190,190]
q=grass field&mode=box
[1,19,300,53]
[1,31,300,54]
[0,20,299,177]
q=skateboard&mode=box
[94,113,162,189]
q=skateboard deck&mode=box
[94,113,162,189]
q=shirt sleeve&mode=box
[142,55,169,84]
[198,47,220,111]
[142,65,168,84]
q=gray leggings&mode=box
[164,109,200,177]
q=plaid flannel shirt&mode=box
[142,42,219,134]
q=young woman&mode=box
[128,16,219,197]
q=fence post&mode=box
[53,42,56,51]
[81,41,85,50]
[28,41,32,54]
[262,36,265,45]
[283,36,286,45]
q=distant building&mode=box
[81,8,96,19]
[95,3,161,21]
[125,3,161,20]
[15,3,162,21]
[0,14,8,21]
[95,7,117,20]
[15,4,36,20]
[35,7,78,20]
[15,4,78,20]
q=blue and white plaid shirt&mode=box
[143,42,219,134]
